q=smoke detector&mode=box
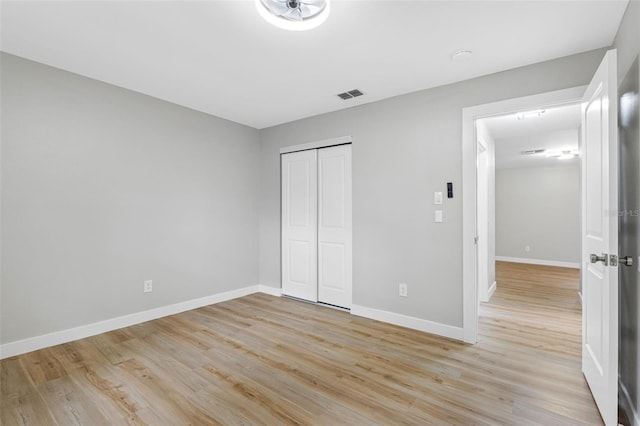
[452,50,473,62]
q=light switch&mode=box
[434,192,443,205]
[435,210,443,223]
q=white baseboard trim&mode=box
[495,256,580,269]
[2,285,466,359]
[620,379,640,426]
[487,281,497,300]
[257,285,282,297]
[0,284,277,360]
[351,304,464,341]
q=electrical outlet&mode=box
[399,283,408,297]
[144,280,153,293]
[525,245,531,252]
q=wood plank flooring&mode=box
[1,261,602,425]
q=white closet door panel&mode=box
[282,150,318,302]
[318,145,352,308]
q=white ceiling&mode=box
[481,103,582,169]
[0,0,628,129]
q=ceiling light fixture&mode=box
[520,149,546,156]
[558,152,578,160]
[256,0,330,31]
[516,109,545,120]
[546,149,578,160]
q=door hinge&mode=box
[474,236,479,244]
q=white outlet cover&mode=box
[399,283,408,297]
[144,280,153,293]
[435,210,443,223]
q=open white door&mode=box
[317,145,352,308]
[282,150,318,302]
[581,49,618,426]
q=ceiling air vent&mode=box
[520,149,546,156]
[337,89,364,100]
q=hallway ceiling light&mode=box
[516,109,546,120]
[520,149,546,156]
[546,149,578,160]
[256,0,330,31]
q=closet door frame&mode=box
[280,136,352,155]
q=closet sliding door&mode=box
[281,150,318,302]
[318,145,352,308]
[281,144,352,309]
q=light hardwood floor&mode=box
[1,261,602,425]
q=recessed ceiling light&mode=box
[558,153,577,160]
[451,50,473,62]
[516,110,546,120]
[256,0,330,31]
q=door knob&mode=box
[619,256,634,267]
[590,253,608,265]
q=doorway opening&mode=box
[474,104,584,369]
[461,86,586,343]
[477,101,582,299]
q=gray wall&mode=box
[1,42,624,344]
[1,54,261,344]
[259,49,607,328]
[495,165,581,264]
[614,0,640,423]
